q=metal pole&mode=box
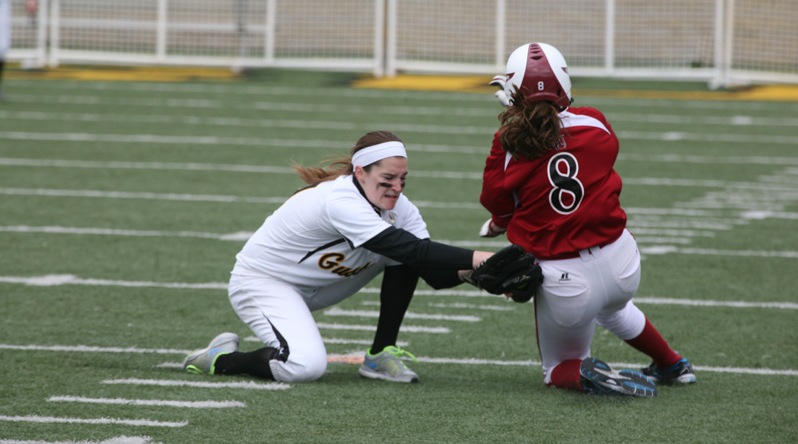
[605,0,615,74]
[236,0,248,59]
[711,0,725,89]
[265,0,275,63]
[47,0,59,67]
[495,0,505,70]
[373,0,384,78]
[156,0,167,61]
[33,0,48,67]
[723,0,735,87]
[385,0,396,77]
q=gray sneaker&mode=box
[183,332,239,375]
[358,346,419,383]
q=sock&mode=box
[549,359,584,391]
[370,265,418,354]
[625,318,682,368]
[214,347,284,380]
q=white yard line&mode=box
[0,130,483,153]
[9,81,798,111]
[3,156,798,178]
[367,287,798,309]
[323,307,481,322]
[3,108,796,138]
[633,297,798,310]
[640,246,798,259]
[47,396,245,409]
[1,274,796,308]
[0,187,287,205]
[0,156,297,174]
[360,300,515,312]
[0,343,794,377]
[621,153,798,166]
[0,437,158,444]
[0,274,229,290]
[0,188,484,209]
[315,322,450,334]
[101,378,290,390]
[0,344,192,354]
[242,336,410,347]
[0,225,250,241]
[0,224,703,248]
[2,129,798,152]
[37,182,773,217]
[0,111,494,136]
[0,415,186,428]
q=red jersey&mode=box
[480,106,626,260]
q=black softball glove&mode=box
[465,244,543,302]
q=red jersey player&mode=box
[481,43,696,396]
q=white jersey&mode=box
[232,174,429,287]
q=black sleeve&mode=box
[418,269,464,290]
[361,226,473,271]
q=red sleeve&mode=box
[479,132,515,228]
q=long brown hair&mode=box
[293,131,403,185]
[498,89,562,160]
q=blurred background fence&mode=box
[7,0,798,88]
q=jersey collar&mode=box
[352,175,382,216]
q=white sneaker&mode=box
[183,332,240,375]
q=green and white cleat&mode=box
[358,346,419,383]
[183,332,239,375]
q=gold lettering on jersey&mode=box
[318,252,372,277]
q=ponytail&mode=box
[498,89,562,160]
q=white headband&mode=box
[351,141,407,167]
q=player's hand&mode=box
[479,218,507,238]
[490,75,511,107]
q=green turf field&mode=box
[1,68,796,443]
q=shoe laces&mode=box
[380,345,417,362]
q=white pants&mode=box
[0,0,10,58]
[535,229,647,384]
[228,262,385,382]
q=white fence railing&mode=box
[7,0,798,88]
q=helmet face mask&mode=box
[504,43,572,110]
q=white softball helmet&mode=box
[504,42,572,109]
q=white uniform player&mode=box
[228,174,429,382]
[184,131,494,383]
